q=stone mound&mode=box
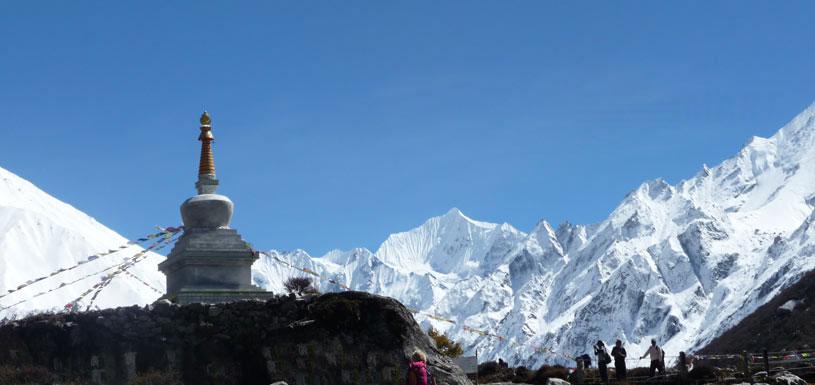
[0,291,471,385]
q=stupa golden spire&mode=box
[198,111,216,177]
[194,112,219,195]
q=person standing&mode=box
[611,339,627,381]
[407,349,430,385]
[640,339,663,378]
[572,356,586,385]
[594,340,610,384]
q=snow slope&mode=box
[254,102,815,367]
[0,167,166,318]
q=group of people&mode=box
[582,339,666,383]
[406,339,669,385]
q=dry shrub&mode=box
[427,327,464,358]
[283,277,318,296]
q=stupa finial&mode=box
[195,111,219,194]
[200,111,212,126]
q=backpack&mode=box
[407,364,436,385]
[599,348,611,365]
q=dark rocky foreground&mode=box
[701,269,815,353]
[0,291,471,385]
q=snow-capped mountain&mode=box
[254,102,815,367]
[0,166,166,319]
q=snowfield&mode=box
[2,102,815,367]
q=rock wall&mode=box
[0,292,472,385]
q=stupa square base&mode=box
[166,288,277,305]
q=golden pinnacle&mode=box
[200,111,212,126]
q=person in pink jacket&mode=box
[407,349,432,385]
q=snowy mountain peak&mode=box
[526,220,564,256]
[445,206,465,217]
[0,166,165,318]
[372,209,525,274]
[440,207,495,228]
[635,178,674,202]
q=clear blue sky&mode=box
[2,2,814,255]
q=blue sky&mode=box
[1,2,814,255]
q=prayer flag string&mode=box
[0,232,180,312]
[78,233,181,311]
[0,227,182,300]
[121,270,163,295]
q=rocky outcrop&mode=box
[771,371,808,385]
[0,292,471,385]
[700,269,815,353]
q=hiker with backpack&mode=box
[407,349,436,385]
[572,356,586,385]
[640,339,664,378]
[611,339,627,381]
[594,340,611,384]
[577,353,592,371]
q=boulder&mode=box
[777,299,804,313]
[770,371,807,385]
[0,292,471,385]
[546,379,571,385]
[753,370,769,383]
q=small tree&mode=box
[284,276,318,296]
[428,327,464,358]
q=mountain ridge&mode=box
[255,101,815,367]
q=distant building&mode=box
[454,355,479,382]
[158,112,274,304]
